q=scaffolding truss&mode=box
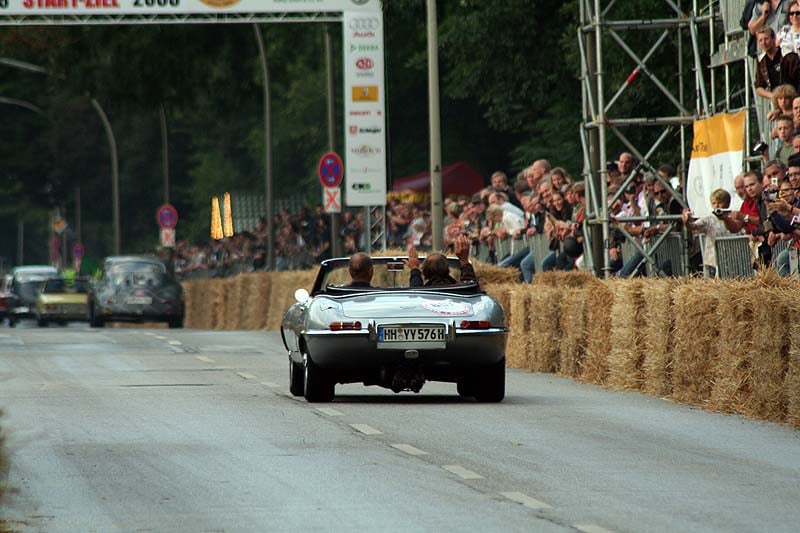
[579,0,751,277]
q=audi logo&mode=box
[355,57,374,70]
[349,17,379,31]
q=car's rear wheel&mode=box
[303,356,334,402]
[473,357,506,402]
[456,378,476,398]
[289,359,305,396]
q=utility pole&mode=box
[427,0,443,251]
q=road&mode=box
[0,325,799,532]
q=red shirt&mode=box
[740,197,760,233]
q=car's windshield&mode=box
[106,262,166,286]
[42,278,89,294]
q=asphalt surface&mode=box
[0,324,799,532]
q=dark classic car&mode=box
[88,255,184,328]
[5,265,60,327]
[281,256,508,402]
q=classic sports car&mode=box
[281,256,508,402]
[35,277,90,327]
[88,255,184,328]
[6,265,60,327]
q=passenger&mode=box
[345,252,374,287]
[406,235,479,288]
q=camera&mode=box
[712,208,730,217]
[763,189,780,202]
[751,140,769,156]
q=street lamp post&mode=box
[427,0,444,251]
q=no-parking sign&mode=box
[318,152,344,188]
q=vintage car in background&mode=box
[281,256,508,402]
[0,274,13,324]
[35,277,91,327]
[6,265,60,327]
[88,255,184,328]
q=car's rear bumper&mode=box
[303,328,507,370]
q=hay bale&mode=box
[240,273,268,330]
[640,279,676,397]
[557,288,588,378]
[526,285,562,373]
[506,287,533,369]
[581,280,615,384]
[606,279,646,391]
[266,270,315,331]
[483,282,516,323]
[742,285,794,422]
[672,281,722,405]
[787,321,800,428]
[223,276,244,330]
[472,260,522,285]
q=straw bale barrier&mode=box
[0,410,7,505]
[181,267,800,428]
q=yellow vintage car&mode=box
[35,277,90,327]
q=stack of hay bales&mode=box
[0,410,7,504]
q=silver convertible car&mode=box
[281,256,508,402]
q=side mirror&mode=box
[294,288,310,304]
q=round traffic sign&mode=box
[72,242,85,260]
[156,204,179,229]
[318,152,344,188]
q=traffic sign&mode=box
[323,186,341,213]
[318,152,344,188]
[160,228,176,248]
[156,203,179,229]
[53,217,67,234]
[72,242,85,260]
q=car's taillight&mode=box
[459,320,490,330]
[329,321,362,331]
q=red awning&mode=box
[390,161,485,196]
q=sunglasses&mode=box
[624,188,636,194]
[790,11,800,16]
[653,190,668,196]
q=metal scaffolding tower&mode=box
[579,0,751,277]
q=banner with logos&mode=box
[686,110,746,217]
[0,0,380,16]
[343,10,387,206]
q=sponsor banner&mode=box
[0,0,379,16]
[687,111,746,217]
[343,10,386,206]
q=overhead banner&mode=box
[686,110,746,217]
[343,10,387,206]
[0,0,380,15]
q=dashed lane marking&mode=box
[155,336,167,340]
[390,444,429,456]
[349,424,383,435]
[500,491,552,510]
[261,381,280,388]
[574,525,617,533]
[316,407,344,416]
[442,465,484,480]
[168,340,182,346]
[235,372,257,380]
[195,356,215,363]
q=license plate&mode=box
[377,325,446,349]
[126,296,152,305]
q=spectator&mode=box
[550,167,572,193]
[728,171,772,266]
[617,152,639,185]
[775,115,796,164]
[682,189,737,278]
[541,189,575,271]
[764,159,788,189]
[770,178,800,274]
[732,173,748,210]
[756,26,786,101]
[768,84,797,123]
[481,204,524,262]
[488,191,525,220]
[485,171,523,210]
[749,0,790,38]
[778,0,800,55]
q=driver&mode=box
[406,235,479,288]
[345,252,374,287]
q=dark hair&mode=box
[421,253,450,280]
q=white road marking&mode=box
[574,525,617,533]
[168,340,182,345]
[235,372,257,380]
[315,407,344,416]
[500,491,552,510]
[195,356,215,363]
[390,444,429,456]
[155,336,167,340]
[349,424,383,435]
[143,332,156,336]
[260,381,280,388]
[442,465,484,480]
